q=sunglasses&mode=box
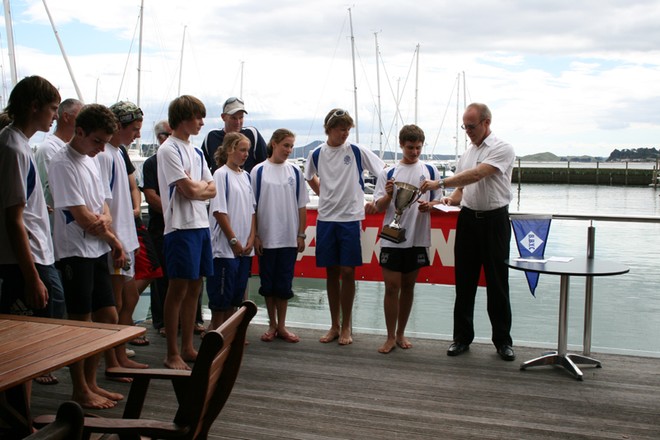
[157,132,172,138]
[224,97,244,106]
[118,108,144,124]
[461,120,484,131]
[326,109,348,125]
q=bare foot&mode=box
[90,385,123,402]
[72,390,116,409]
[338,329,353,346]
[378,339,396,354]
[164,355,191,370]
[181,348,198,363]
[104,374,132,384]
[396,337,413,349]
[319,328,340,343]
[118,358,149,369]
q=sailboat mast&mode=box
[348,7,359,143]
[240,61,244,100]
[177,25,186,95]
[455,73,459,163]
[42,0,83,100]
[3,0,17,86]
[462,70,467,151]
[374,32,382,158]
[414,44,419,125]
[137,0,143,107]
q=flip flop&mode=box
[129,335,150,346]
[260,331,277,342]
[277,332,300,343]
[158,327,166,337]
[194,323,205,334]
[34,372,58,385]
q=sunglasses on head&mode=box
[326,109,348,125]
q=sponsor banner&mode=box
[253,209,473,286]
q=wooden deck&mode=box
[30,323,660,439]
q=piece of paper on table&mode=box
[513,257,548,263]
[433,204,461,212]
[547,256,574,262]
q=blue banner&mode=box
[510,215,552,296]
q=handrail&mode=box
[511,212,660,224]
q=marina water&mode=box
[133,181,660,357]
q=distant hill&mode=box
[518,152,560,161]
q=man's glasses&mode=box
[157,132,172,138]
[326,109,348,125]
[461,120,484,131]
[118,108,144,124]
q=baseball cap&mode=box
[110,101,144,124]
[222,97,247,115]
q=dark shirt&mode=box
[201,127,267,174]
[141,154,164,234]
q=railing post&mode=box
[583,222,595,356]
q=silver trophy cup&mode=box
[379,181,422,243]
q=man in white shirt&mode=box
[422,102,516,362]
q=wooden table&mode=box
[506,257,629,380]
[0,314,145,437]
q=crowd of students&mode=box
[0,74,516,410]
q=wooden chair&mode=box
[26,401,84,440]
[34,300,257,440]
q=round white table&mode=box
[506,257,629,380]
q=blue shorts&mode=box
[56,255,116,315]
[0,263,65,318]
[258,248,297,300]
[164,228,213,280]
[315,220,362,267]
[206,256,252,311]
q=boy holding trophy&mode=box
[369,125,441,354]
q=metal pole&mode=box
[3,0,18,86]
[348,7,359,143]
[583,222,595,356]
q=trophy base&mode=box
[379,226,407,243]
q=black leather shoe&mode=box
[497,344,516,361]
[447,342,470,356]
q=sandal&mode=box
[278,331,300,343]
[158,327,166,337]
[260,331,277,342]
[34,372,58,385]
[194,323,205,334]
[129,335,150,346]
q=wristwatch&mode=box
[229,237,238,246]
[438,178,445,190]
[297,233,307,239]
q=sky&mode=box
[1,0,660,158]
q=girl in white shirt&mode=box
[251,129,309,343]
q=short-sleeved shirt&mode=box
[374,161,442,249]
[304,141,385,222]
[97,144,139,252]
[35,134,66,209]
[141,154,164,233]
[201,127,267,174]
[250,160,309,249]
[209,165,256,258]
[157,136,213,235]
[0,125,54,265]
[49,145,111,259]
[456,133,515,211]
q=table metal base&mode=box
[520,351,602,381]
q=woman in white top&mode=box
[251,129,309,343]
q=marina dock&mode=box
[30,323,660,439]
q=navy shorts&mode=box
[206,256,252,311]
[0,263,65,318]
[315,220,362,267]
[164,228,213,280]
[258,247,297,300]
[379,247,430,274]
[56,255,116,315]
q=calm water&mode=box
[137,183,660,357]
